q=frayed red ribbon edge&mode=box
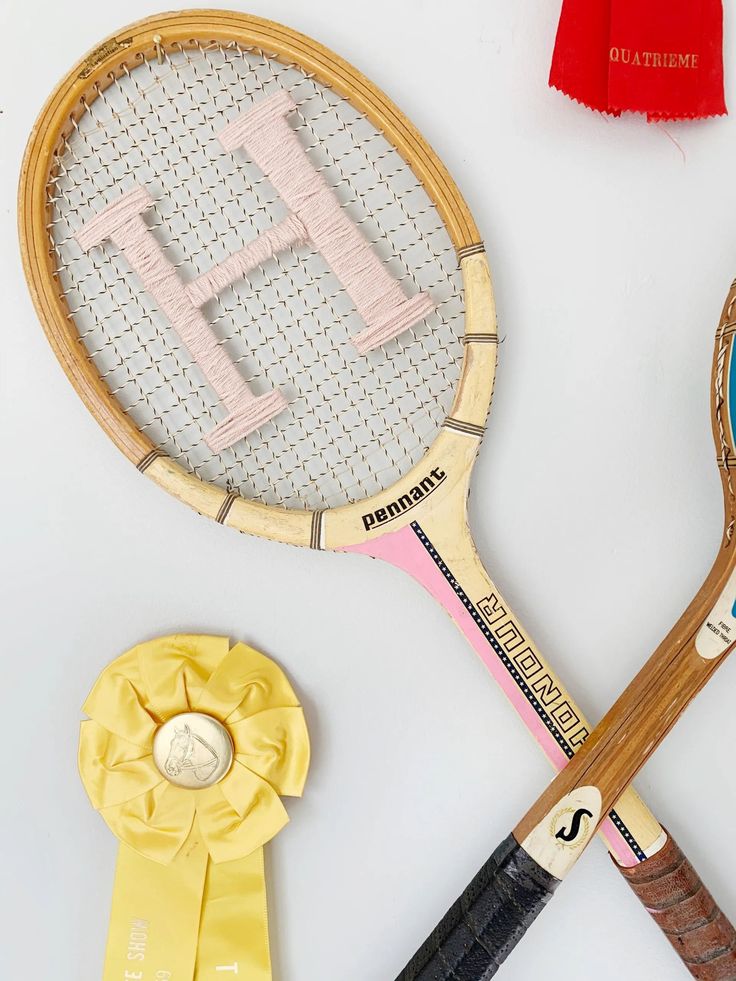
[549,81,728,123]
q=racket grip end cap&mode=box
[395,834,560,981]
[616,829,736,980]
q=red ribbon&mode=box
[549,0,727,121]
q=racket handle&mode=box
[395,834,559,980]
[617,830,736,980]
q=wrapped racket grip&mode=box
[617,831,736,980]
[395,834,559,981]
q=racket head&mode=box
[20,10,497,550]
[713,279,736,544]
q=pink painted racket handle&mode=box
[617,831,736,979]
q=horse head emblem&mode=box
[163,723,219,783]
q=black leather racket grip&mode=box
[395,834,560,980]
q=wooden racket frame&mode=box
[20,14,736,974]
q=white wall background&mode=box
[2,2,736,978]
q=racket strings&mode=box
[94,55,329,475]
[48,43,465,509]
[53,60,393,490]
[196,43,456,405]
[53,88,364,492]
[150,45,426,497]
[53,46,454,502]
[139,54,421,501]
[201,47,459,494]
[51,122,224,456]
[70,47,460,498]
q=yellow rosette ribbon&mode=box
[79,634,310,981]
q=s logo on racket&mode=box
[520,787,602,877]
[554,807,594,844]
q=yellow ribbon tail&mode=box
[104,841,272,981]
[197,850,272,979]
[104,841,208,980]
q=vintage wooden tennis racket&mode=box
[18,11,735,976]
[398,280,736,980]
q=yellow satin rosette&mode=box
[79,634,310,981]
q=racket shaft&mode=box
[357,510,661,864]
